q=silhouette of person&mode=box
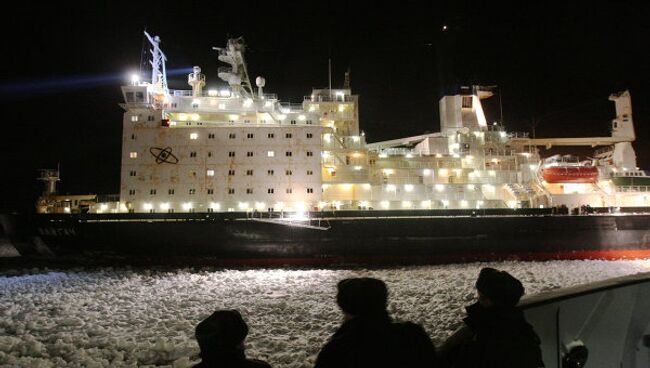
[193,310,271,368]
[315,277,438,368]
[439,268,544,368]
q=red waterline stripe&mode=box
[189,249,650,267]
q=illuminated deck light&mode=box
[380,201,390,209]
[423,169,431,176]
[435,184,445,192]
[404,184,414,192]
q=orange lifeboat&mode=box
[541,155,599,183]
[542,166,599,183]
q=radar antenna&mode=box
[143,31,168,94]
[213,37,254,98]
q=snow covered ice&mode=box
[1,259,650,367]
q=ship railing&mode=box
[304,95,354,102]
[96,194,120,203]
[617,185,650,193]
[507,132,530,139]
[279,102,306,111]
[170,90,195,97]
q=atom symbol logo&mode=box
[149,147,179,164]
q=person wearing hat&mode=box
[193,309,271,368]
[315,277,438,368]
[439,268,544,368]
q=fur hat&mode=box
[336,277,388,316]
[475,268,525,306]
[195,310,249,353]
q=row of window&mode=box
[129,169,315,177]
[129,151,316,159]
[130,132,315,141]
[129,188,316,195]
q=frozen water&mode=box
[1,259,650,367]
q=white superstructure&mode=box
[39,33,650,214]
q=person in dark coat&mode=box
[315,277,438,368]
[439,268,544,368]
[193,309,271,368]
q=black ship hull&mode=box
[7,209,649,265]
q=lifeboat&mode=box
[541,155,599,183]
[542,166,599,183]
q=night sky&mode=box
[2,1,649,212]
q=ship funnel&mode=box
[38,169,60,196]
[255,76,265,98]
[188,66,206,97]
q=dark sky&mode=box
[2,1,650,212]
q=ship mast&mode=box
[214,37,254,99]
[143,31,168,94]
